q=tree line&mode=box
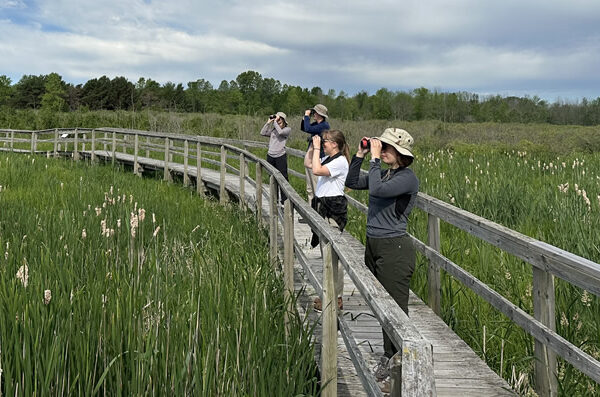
[1,71,599,125]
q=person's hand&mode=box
[370,138,382,159]
[275,115,280,122]
[357,137,370,158]
[305,109,312,117]
[312,135,321,149]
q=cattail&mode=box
[153,226,161,237]
[81,229,87,239]
[16,265,29,287]
[44,289,52,305]
[138,208,146,222]
[117,219,121,228]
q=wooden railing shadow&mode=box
[2,127,600,396]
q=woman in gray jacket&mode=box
[260,112,291,204]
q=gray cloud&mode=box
[1,0,599,101]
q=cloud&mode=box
[0,0,598,100]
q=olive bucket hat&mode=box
[311,104,329,119]
[378,128,415,158]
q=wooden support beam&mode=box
[427,214,442,315]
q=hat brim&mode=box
[379,136,414,158]
[311,108,328,118]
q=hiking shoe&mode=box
[374,356,390,381]
[313,297,343,312]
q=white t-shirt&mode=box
[315,155,349,198]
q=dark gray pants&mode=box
[267,153,288,203]
[365,234,416,358]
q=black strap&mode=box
[321,152,343,166]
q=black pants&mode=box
[267,153,288,203]
[365,234,416,358]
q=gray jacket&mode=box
[260,121,291,158]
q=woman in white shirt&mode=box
[304,129,350,311]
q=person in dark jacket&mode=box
[345,127,419,386]
[301,104,330,203]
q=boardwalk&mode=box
[75,149,514,396]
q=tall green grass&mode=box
[0,154,318,395]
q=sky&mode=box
[1,0,599,103]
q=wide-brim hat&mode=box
[276,111,287,122]
[378,128,415,158]
[311,104,328,118]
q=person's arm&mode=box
[345,155,369,190]
[310,135,331,176]
[368,163,418,198]
[273,120,291,138]
[303,118,329,135]
[260,121,272,136]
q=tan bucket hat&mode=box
[311,104,328,118]
[275,111,287,121]
[378,128,415,158]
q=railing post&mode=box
[103,132,108,151]
[73,128,79,160]
[256,163,263,223]
[269,175,278,266]
[122,134,127,154]
[321,241,337,397]
[169,139,173,162]
[239,153,245,209]
[91,129,96,162]
[164,138,171,181]
[533,268,558,397]
[427,214,442,315]
[389,340,435,396]
[183,140,189,186]
[10,131,14,152]
[283,200,295,337]
[146,136,150,158]
[134,133,139,176]
[219,146,227,204]
[196,142,204,196]
[111,132,116,165]
[31,132,37,154]
[53,129,58,157]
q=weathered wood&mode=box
[146,136,150,158]
[283,200,294,337]
[321,242,338,397]
[416,193,600,297]
[269,175,278,267]
[533,268,558,397]
[183,140,189,186]
[428,214,442,316]
[73,129,79,160]
[219,146,227,204]
[134,133,139,176]
[111,132,116,165]
[412,237,600,384]
[10,130,14,152]
[238,153,245,209]
[196,142,204,196]
[30,132,36,153]
[91,129,96,162]
[256,163,263,223]
[164,138,171,182]
[53,129,58,156]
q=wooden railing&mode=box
[2,127,600,396]
[0,127,436,396]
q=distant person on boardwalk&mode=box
[260,112,291,204]
[344,128,419,390]
[304,129,349,312]
[301,104,330,204]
